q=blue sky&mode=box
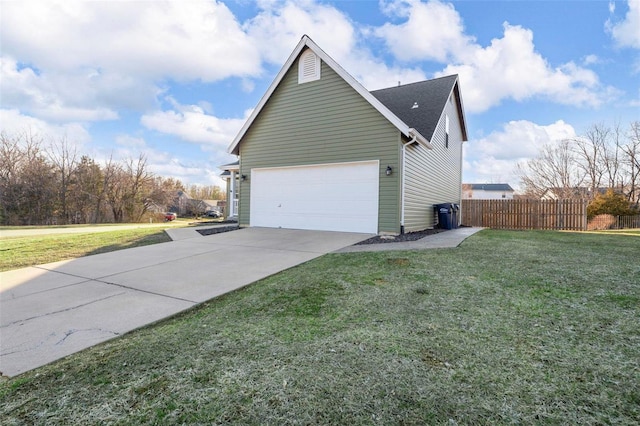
[1,0,639,190]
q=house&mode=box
[462,183,515,200]
[540,186,606,200]
[224,35,468,234]
[168,190,191,216]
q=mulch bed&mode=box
[196,224,449,244]
[196,225,240,236]
[355,228,448,245]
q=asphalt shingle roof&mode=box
[467,183,514,192]
[371,75,460,143]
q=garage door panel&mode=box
[250,161,379,233]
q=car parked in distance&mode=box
[164,212,177,221]
[206,210,222,218]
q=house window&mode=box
[445,114,450,148]
[298,50,321,84]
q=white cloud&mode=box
[0,0,261,81]
[0,0,261,122]
[0,55,167,122]
[107,134,227,187]
[583,54,600,66]
[0,109,91,146]
[464,120,577,188]
[375,0,474,62]
[607,0,640,49]
[245,0,425,90]
[140,98,249,147]
[246,0,357,65]
[375,1,612,113]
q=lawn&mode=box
[0,228,172,271]
[1,230,638,424]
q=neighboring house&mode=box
[168,190,191,216]
[462,183,515,200]
[223,35,468,234]
[540,187,603,200]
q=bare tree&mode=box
[0,131,57,225]
[123,154,155,222]
[102,154,161,222]
[70,155,104,223]
[518,139,585,198]
[623,121,640,207]
[46,136,78,224]
[187,183,223,201]
[573,123,608,198]
[103,156,127,222]
[0,132,25,224]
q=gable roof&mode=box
[466,183,514,192]
[228,35,453,155]
[371,75,468,143]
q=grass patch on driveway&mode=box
[0,228,171,271]
[1,230,639,424]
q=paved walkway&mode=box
[335,227,483,253]
[0,226,481,377]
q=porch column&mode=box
[229,170,236,217]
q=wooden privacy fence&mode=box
[460,199,587,231]
[614,215,640,229]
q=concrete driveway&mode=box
[0,227,371,377]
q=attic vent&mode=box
[298,50,320,84]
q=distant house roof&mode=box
[220,160,239,178]
[371,75,468,143]
[220,160,239,170]
[466,183,514,192]
[228,35,467,155]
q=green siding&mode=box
[403,93,464,232]
[237,56,401,233]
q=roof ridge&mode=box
[371,74,458,93]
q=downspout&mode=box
[400,134,418,234]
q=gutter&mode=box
[407,128,433,150]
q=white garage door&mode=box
[250,161,379,233]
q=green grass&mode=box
[0,228,172,271]
[1,230,639,424]
[588,229,640,236]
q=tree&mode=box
[69,156,104,223]
[623,121,640,207]
[587,189,636,219]
[103,156,127,222]
[0,131,56,225]
[186,183,223,200]
[0,132,25,224]
[573,123,608,197]
[123,155,154,222]
[517,139,585,198]
[46,136,77,224]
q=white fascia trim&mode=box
[304,37,411,137]
[227,35,414,154]
[408,128,433,150]
[439,76,468,143]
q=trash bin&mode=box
[435,203,454,230]
[452,203,460,229]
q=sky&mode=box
[1,0,639,191]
